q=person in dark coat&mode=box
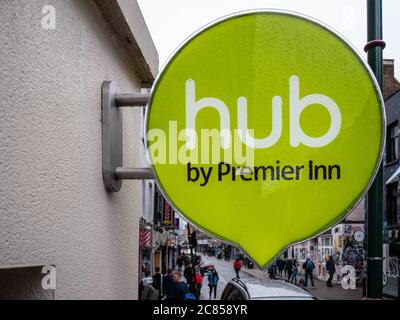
[286,258,293,282]
[276,258,284,277]
[152,267,162,299]
[184,263,193,283]
[268,263,277,280]
[184,264,197,294]
[177,255,183,271]
[302,256,315,288]
[282,259,287,277]
[326,255,336,287]
[139,269,151,300]
[163,268,175,300]
[172,271,188,300]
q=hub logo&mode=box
[185,75,341,150]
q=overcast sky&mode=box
[137,0,399,78]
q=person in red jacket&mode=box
[233,258,242,279]
[193,266,203,299]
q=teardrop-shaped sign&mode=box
[145,10,384,268]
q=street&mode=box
[197,255,363,300]
[199,255,253,300]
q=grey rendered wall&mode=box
[0,0,154,299]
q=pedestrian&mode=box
[194,267,203,299]
[152,267,162,299]
[302,256,315,288]
[184,263,193,284]
[276,258,283,277]
[286,258,293,282]
[177,255,183,271]
[207,267,219,300]
[290,259,298,284]
[326,255,336,287]
[139,269,151,300]
[268,263,276,279]
[282,258,287,277]
[172,271,189,300]
[185,265,198,295]
[233,258,242,279]
[163,268,175,300]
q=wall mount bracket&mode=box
[102,81,153,193]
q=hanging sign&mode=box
[174,216,180,229]
[145,10,385,268]
[162,201,173,226]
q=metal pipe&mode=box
[366,0,384,299]
[115,167,154,180]
[115,93,149,107]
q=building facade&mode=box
[140,180,181,285]
[288,198,366,284]
[0,0,158,299]
[382,59,400,298]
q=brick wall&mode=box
[384,59,400,99]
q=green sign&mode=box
[145,10,384,268]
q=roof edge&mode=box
[93,0,159,87]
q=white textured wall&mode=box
[0,0,152,299]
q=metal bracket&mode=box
[101,81,154,193]
[364,39,386,52]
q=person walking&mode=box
[290,259,298,284]
[282,259,287,278]
[177,255,183,271]
[194,266,203,299]
[163,268,175,300]
[286,258,293,282]
[276,258,283,277]
[152,267,162,300]
[268,263,276,280]
[326,255,336,287]
[207,268,219,300]
[302,256,315,288]
[184,263,193,284]
[172,271,188,301]
[233,258,242,279]
[185,264,198,295]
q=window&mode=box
[227,288,246,300]
[221,283,247,300]
[386,121,399,163]
[386,183,398,226]
[319,237,333,260]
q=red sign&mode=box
[163,201,173,226]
